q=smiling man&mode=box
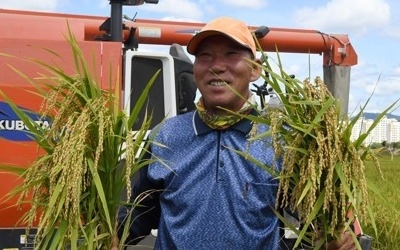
[116,16,357,250]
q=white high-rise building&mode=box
[387,120,400,143]
[350,116,400,144]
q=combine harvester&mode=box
[0,0,358,248]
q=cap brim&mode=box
[187,30,224,55]
[187,30,253,56]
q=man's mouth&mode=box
[210,81,227,86]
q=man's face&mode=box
[193,35,260,114]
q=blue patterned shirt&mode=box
[146,110,281,249]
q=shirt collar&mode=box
[193,109,257,136]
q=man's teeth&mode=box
[210,81,227,86]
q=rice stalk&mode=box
[0,25,159,249]
[244,51,398,248]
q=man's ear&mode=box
[250,58,262,82]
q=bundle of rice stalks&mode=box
[0,27,157,249]
[245,54,397,249]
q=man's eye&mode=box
[226,51,243,58]
[196,53,211,61]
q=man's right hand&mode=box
[110,235,119,250]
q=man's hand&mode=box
[325,232,357,250]
[110,235,119,250]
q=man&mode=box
[117,16,356,249]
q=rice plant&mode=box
[0,26,158,249]
[363,154,400,249]
[243,51,398,249]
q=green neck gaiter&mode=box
[196,93,256,130]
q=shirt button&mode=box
[219,161,224,167]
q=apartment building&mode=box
[350,116,400,144]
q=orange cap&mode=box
[187,16,256,58]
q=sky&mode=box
[1,0,400,116]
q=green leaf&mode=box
[87,158,112,233]
[296,180,312,206]
[334,163,354,201]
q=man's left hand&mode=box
[325,232,357,250]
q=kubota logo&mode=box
[0,101,51,141]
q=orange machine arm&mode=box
[124,19,357,67]
[0,9,357,67]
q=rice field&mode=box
[362,154,400,249]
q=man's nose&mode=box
[209,54,227,72]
